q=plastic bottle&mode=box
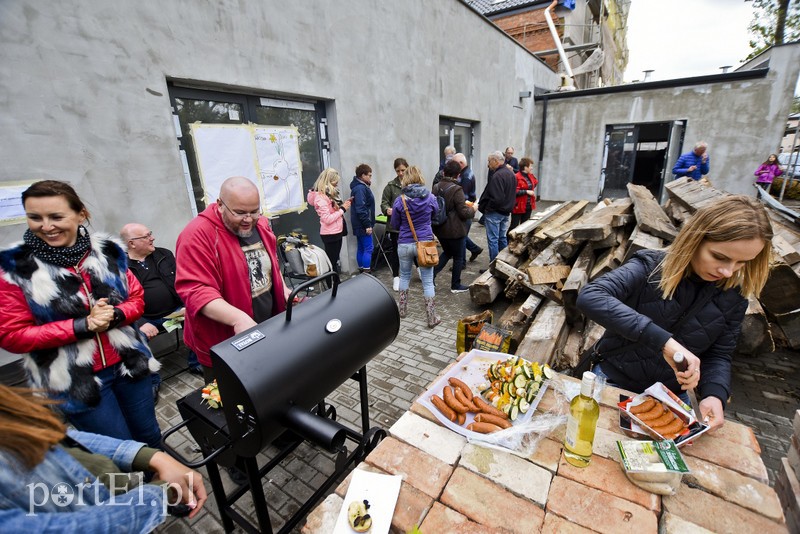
[564,371,600,467]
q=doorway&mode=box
[439,118,474,167]
[599,121,684,201]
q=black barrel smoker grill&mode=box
[162,273,399,533]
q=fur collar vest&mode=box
[0,233,156,406]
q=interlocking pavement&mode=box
[153,222,799,532]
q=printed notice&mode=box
[0,182,32,225]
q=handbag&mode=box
[401,195,439,267]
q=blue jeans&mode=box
[356,234,374,269]
[62,364,162,449]
[484,211,510,262]
[398,243,435,297]
[592,363,690,405]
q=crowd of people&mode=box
[0,139,781,526]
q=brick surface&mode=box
[540,512,597,534]
[775,458,800,524]
[459,443,552,506]
[545,476,658,533]
[684,455,784,521]
[712,419,762,452]
[557,452,661,512]
[788,434,800,479]
[440,467,545,533]
[663,482,788,533]
[388,411,467,465]
[527,437,563,473]
[419,502,512,534]
[300,493,341,534]
[680,432,769,483]
[658,512,716,534]
[364,436,454,499]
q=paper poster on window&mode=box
[0,182,34,226]
[254,127,304,215]
[189,123,305,217]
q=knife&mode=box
[673,352,707,425]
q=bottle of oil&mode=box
[564,371,600,467]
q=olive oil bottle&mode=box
[564,371,600,467]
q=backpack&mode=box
[431,183,452,227]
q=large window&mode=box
[168,84,328,244]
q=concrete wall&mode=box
[534,43,800,201]
[0,0,559,252]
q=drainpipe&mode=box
[538,95,548,192]
[544,0,574,88]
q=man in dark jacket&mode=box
[478,151,516,262]
[453,153,482,265]
[349,163,376,272]
[504,146,519,173]
[432,160,476,293]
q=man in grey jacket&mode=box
[478,151,516,262]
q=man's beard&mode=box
[223,219,253,238]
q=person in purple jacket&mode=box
[753,153,783,192]
[389,166,441,327]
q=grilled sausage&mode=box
[638,404,667,422]
[454,387,478,412]
[457,412,466,426]
[650,410,677,428]
[443,386,468,414]
[473,396,509,420]
[448,377,473,400]
[474,413,513,429]
[431,394,456,422]
[652,418,685,437]
[467,422,503,434]
[630,397,656,414]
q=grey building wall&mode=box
[534,43,800,201]
[0,0,559,254]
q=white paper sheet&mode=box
[332,470,402,534]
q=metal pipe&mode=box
[544,0,574,79]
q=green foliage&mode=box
[746,0,800,61]
[770,177,800,200]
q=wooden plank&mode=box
[772,235,800,266]
[664,198,693,226]
[554,234,582,260]
[580,320,605,355]
[736,297,774,355]
[590,227,623,249]
[774,309,800,350]
[508,202,569,254]
[527,265,572,285]
[664,177,727,212]
[571,198,633,241]
[493,259,563,305]
[498,294,543,354]
[760,261,800,316]
[612,213,635,226]
[589,237,630,280]
[624,227,664,262]
[469,269,503,305]
[626,183,678,241]
[556,321,586,370]
[515,300,568,365]
[562,244,595,325]
[534,201,590,241]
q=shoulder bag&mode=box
[401,195,439,267]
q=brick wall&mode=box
[775,409,800,533]
[494,10,561,72]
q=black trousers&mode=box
[434,236,466,289]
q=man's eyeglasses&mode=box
[220,199,261,220]
[129,231,153,241]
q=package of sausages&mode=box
[618,382,709,447]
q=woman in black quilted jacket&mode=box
[577,195,772,430]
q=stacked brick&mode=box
[776,410,800,533]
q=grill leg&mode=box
[205,462,236,533]
[357,366,370,434]
[245,456,273,534]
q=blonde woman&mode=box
[577,195,772,430]
[307,168,352,271]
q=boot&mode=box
[424,296,441,328]
[398,290,408,318]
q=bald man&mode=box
[175,177,287,379]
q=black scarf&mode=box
[23,227,92,268]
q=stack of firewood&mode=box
[468,178,800,369]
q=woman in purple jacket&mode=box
[390,166,441,327]
[754,154,783,192]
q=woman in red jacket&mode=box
[0,180,161,447]
[510,157,538,231]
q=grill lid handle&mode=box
[286,272,340,322]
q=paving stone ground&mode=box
[153,217,799,532]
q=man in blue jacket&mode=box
[349,163,376,272]
[672,141,710,180]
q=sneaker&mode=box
[188,365,204,376]
[469,248,483,262]
[226,466,248,486]
[451,285,469,294]
[392,277,400,292]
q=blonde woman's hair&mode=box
[401,166,425,187]
[311,168,342,202]
[659,195,772,299]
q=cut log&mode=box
[498,294,543,354]
[624,227,664,262]
[591,227,624,249]
[774,310,800,350]
[554,234,582,260]
[736,297,774,355]
[626,183,678,241]
[527,265,572,285]
[571,198,633,241]
[664,177,727,212]
[515,300,568,365]
[772,235,800,266]
[760,261,800,316]
[590,237,630,280]
[469,269,504,305]
[563,244,595,325]
[508,202,568,254]
[664,198,693,226]
[533,201,590,242]
[556,321,586,370]
[493,259,563,304]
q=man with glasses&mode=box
[121,223,203,402]
[175,176,287,382]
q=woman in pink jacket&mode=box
[754,154,783,191]
[307,168,352,272]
